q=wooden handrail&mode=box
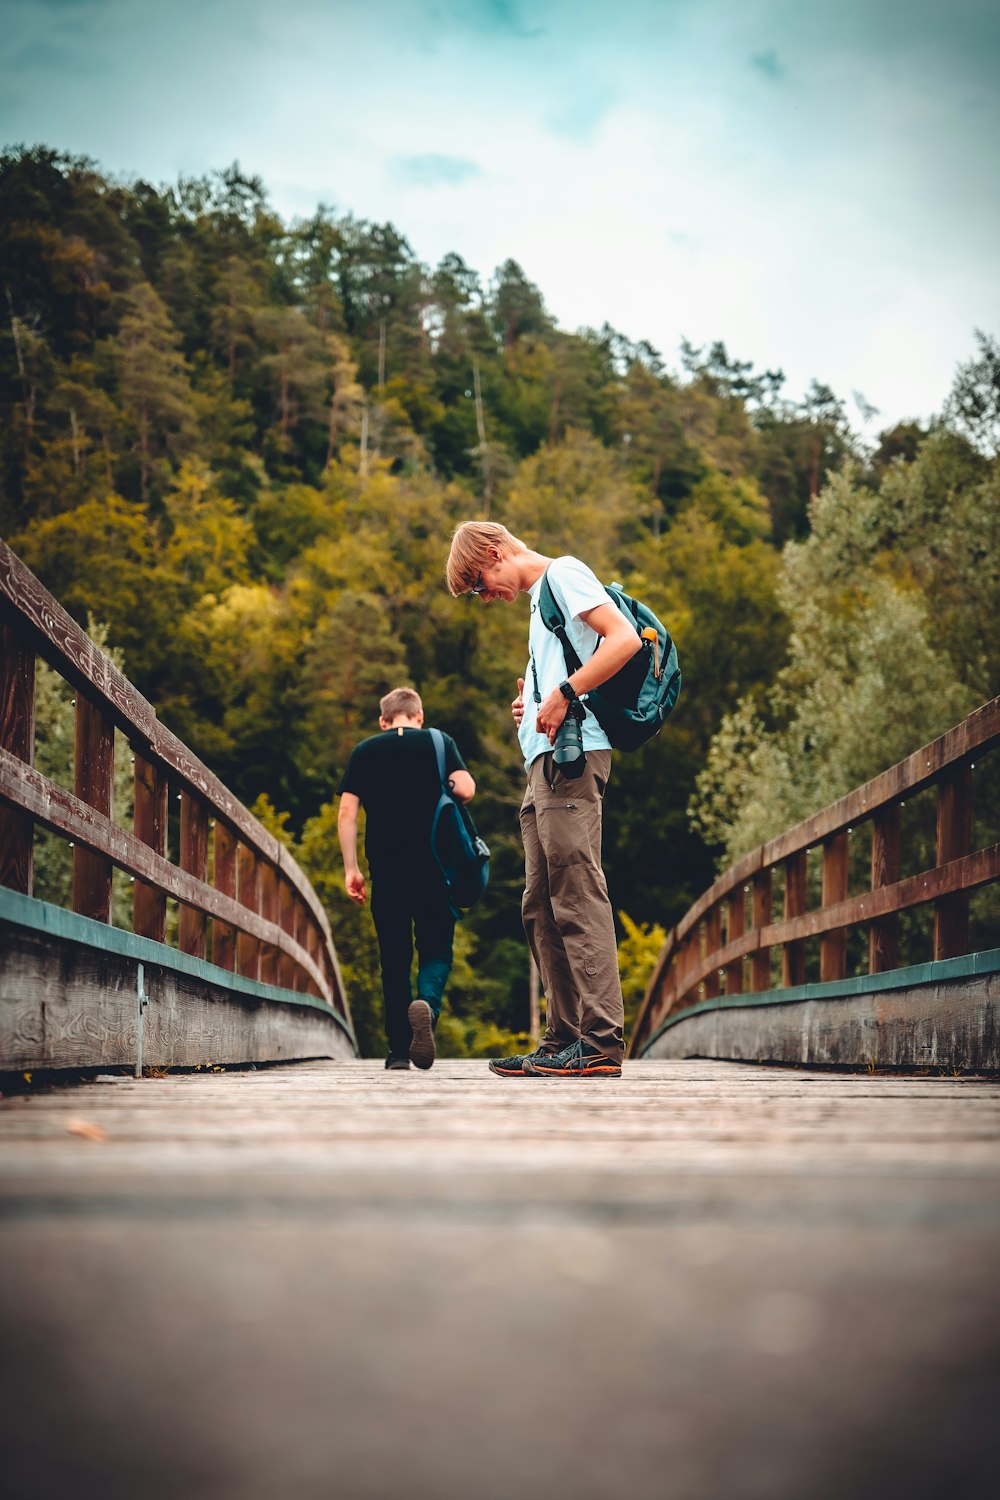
[0,539,337,952]
[630,696,1000,1055]
[0,540,349,1023]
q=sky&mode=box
[2,0,998,430]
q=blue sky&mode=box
[3,0,998,428]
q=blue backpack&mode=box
[429,729,490,914]
[537,570,681,752]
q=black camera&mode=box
[552,699,586,779]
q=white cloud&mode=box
[1,0,996,426]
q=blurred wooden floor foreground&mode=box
[1,1057,999,1500]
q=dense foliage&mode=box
[4,147,996,1048]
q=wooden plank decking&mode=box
[1,1058,999,1499]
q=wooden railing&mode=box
[0,539,349,1022]
[630,697,1000,1055]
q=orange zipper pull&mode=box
[641,626,660,679]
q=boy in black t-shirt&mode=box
[337,687,476,1071]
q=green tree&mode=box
[255,304,329,458]
[876,429,999,702]
[488,259,552,351]
[295,590,410,789]
[617,910,667,1041]
[158,462,253,598]
[285,207,347,336]
[12,492,156,661]
[210,253,267,386]
[945,329,1000,456]
[116,281,196,499]
[690,467,977,867]
[500,428,646,567]
[604,502,788,923]
[616,364,678,525]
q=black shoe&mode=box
[385,1056,410,1071]
[522,1039,622,1079]
[407,999,436,1070]
[488,1047,552,1078]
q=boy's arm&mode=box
[534,600,641,743]
[337,793,366,905]
[443,734,475,801]
[447,769,476,802]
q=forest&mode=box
[2,145,998,1054]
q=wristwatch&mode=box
[558,680,577,701]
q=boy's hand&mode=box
[345,868,367,905]
[512,676,525,728]
[536,687,569,744]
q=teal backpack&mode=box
[428,729,490,914]
[537,570,681,752]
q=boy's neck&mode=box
[515,550,551,592]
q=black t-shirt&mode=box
[337,727,467,872]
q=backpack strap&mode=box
[428,727,448,791]
[531,568,585,705]
[538,570,585,674]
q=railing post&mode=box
[819,831,849,981]
[236,843,261,980]
[72,691,113,923]
[291,898,306,992]
[725,887,745,995]
[750,869,772,991]
[306,920,322,997]
[679,930,697,1007]
[782,850,807,987]
[260,861,279,985]
[0,623,35,893]
[179,792,208,958]
[934,764,972,960]
[133,753,167,942]
[278,877,296,989]
[660,954,677,1015]
[213,822,237,971]
[869,804,900,972]
[703,905,721,998]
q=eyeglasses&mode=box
[466,572,486,596]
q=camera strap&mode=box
[529,649,541,704]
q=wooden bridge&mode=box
[2,543,999,1497]
[2,1059,998,1499]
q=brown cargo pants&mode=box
[519,749,625,1064]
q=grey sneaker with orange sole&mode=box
[522,1039,622,1078]
[488,1047,552,1077]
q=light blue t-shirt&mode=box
[518,555,614,770]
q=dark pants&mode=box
[370,862,455,1059]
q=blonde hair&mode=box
[445,521,525,597]
[379,686,422,723]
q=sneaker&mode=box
[385,1056,410,1071]
[407,999,436,1070]
[488,1047,552,1078]
[522,1039,622,1079]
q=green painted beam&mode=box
[638,947,1000,1056]
[0,885,357,1050]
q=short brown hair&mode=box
[379,686,422,722]
[445,521,525,597]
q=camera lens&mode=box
[552,701,586,779]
